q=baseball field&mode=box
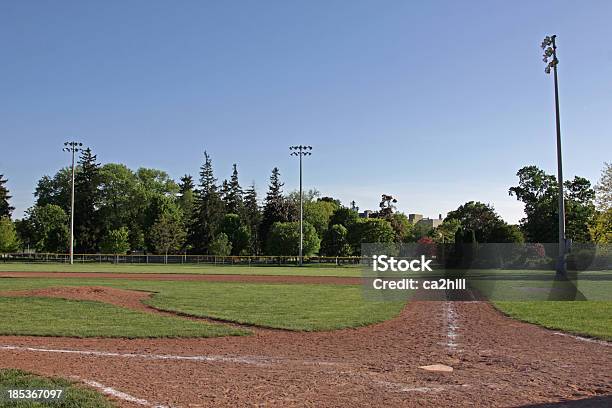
[0,263,610,407]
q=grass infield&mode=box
[0,369,112,408]
[0,296,247,338]
[0,278,404,333]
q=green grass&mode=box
[0,369,113,408]
[0,278,404,332]
[0,296,247,338]
[494,301,612,341]
[143,282,405,331]
[0,263,361,277]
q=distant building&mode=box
[409,213,444,229]
[408,214,423,224]
[359,210,374,218]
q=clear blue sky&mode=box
[1,1,611,222]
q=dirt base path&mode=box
[1,293,610,407]
[0,271,361,284]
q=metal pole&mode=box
[299,152,303,266]
[69,147,76,265]
[542,35,566,276]
[290,145,312,267]
[553,49,566,276]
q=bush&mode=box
[265,221,320,256]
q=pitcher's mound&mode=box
[1,286,153,312]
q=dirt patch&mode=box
[1,300,611,407]
[0,271,361,285]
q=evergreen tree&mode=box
[74,148,102,252]
[178,174,194,194]
[225,164,244,215]
[244,182,262,254]
[260,168,293,251]
[178,174,195,224]
[0,174,14,218]
[189,151,225,253]
[220,179,230,202]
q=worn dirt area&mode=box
[0,271,361,284]
[0,286,610,407]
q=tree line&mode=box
[0,152,610,255]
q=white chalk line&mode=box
[553,332,611,347]
[444,302,460,352]
[1,343,472,396]
[0,344,277,366]
[73,377,169,408]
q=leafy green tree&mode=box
[377,194,397,219]
[590,163,612,243]
[0,217,19,252]
[98,164,142,247]
[445,201,505,242]
[390,212,414,242]
[259,168,295,248]
[209,232,232,256]
[595,162,611,211]
[488,223,524,243]
[220,214,251,255]
[304,199,339,237]
[100,227,131,254]
[135,168,179,196]
[34,167,72,213]
[329,207,359,228]
[509,166,596,243]
[243,183,262,254]
[320,224,352,256]
[74,148,103,252]
[0,175,14,218]
[589,208,612,243]
[347,218,395,254]
[19,205,69,252]
[432,219,461,243]
[265,221,320,256]
[149,214,187,258]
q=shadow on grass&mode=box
[518,395,611,407]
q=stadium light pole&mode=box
[63,141,83,265]
[541,35,567,277]
[290,145,312,266]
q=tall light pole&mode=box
[63,141,83,265]
[290,145,312,266]
[541,35,567,276]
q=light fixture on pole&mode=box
[63,141,83,265]
[290,145,312,266]
[541,35,567,276]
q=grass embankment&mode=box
[0,263,361,277]
[0,278,404,334]
[0,369,113,408]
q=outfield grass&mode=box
[0,278,404,332]
[0,296,247,338]
[0,369,113,408]
[0,263,361,277]
[494,301,612,341]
